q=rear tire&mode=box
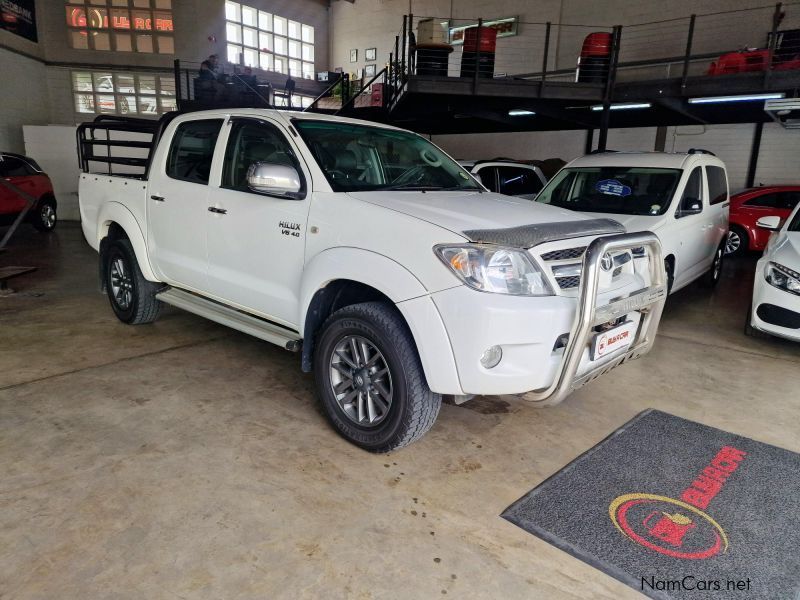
[101,238,162,324]
[31,198,57,232]
[703,244,725,288]
[313,302,441,452]
[725,226,748,256]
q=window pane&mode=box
[274,35,286,55]
[132,0,150,7]
[119,95,136,114]
[258,11,272,31]
[92,31,111,50]
[301,96,313,108]
[273,16,286,35]
[159,97,178,112]
[288,39,300,58]
[132,11,152,30]
[706,166,728,205]
[116,74,136,93]
[258,32,272,52]
[114,32,132,51]
[288,20,300,39]
[242,26,257,47]
[301,24,313,43]
[243,47,258,67]
[157,36,174,53]
[274,56,285,74]
[138,96,158,114]
[166,120,224,185]
[155,0,172,8]
[226,22,241,43]
[111,0,129,6]
[87,7,107,29]
[227,44,241,64]
[302,61,314,79]
[96,94,116,113]
[302,43,313,62]
[138,75,156,93]
[241,5,257,27]
[288,59,301,76]
[72,72,93,92]
[158,75,176,95]
[136,34,153,52]
[66,5,86,27]
[110,9,130,28]
[92,73,114,91]
[70,30,90,49]
[259,52,273,71]
[75,93,95,113]
[154,12,173,31]
[225,1,240,22]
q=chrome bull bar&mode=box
[521,232,667,406]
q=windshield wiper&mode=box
[381,184,480,192]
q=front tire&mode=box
[314,302,441,452]
[31,198,57,232]
[101,239,162,324]
[725,226,748,256]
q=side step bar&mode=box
[156,288,302,351]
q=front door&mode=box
[205,117,311,328]
[672,166,711,286]
[147,118,225,291]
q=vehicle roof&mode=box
[565,151,725,170]
[175,108,407,132]
[732,185,800,197]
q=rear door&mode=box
[704,165,729,257]
[496,165,545,200]
[204,116,311,327]
[147,118,224,291]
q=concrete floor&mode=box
[1,222,799,600]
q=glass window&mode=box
[497,166,543,197]
[243,26,257,47]
[288,39,300,59]
[302,43,314,62]
[258,11,272,31]
[115,33,132,51]
[222,120,302,192]
[68,0,173,53]
[745,193,782,208]
[288,20,300,39]
[156,36,174,53]
[780,192,800,209]
[241,5,257,27]
[475,167,498,192]
[259,32,273,52]
[136,34,153,52]
[0,157,32,177]
[301,24,313,43]
[166,120,223,185]
[225,1,241,22]
[293,120,481,193]
[677,167,703,216]
[274,35,287,55]
[536,167,683,216]
[71,70,180,117]
[273,16,286,36]
[706,166,728,205]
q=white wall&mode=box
[23,125,81,221]
[0,48,50,153]
[754,124,800,187]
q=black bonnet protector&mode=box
[462,218,626,249]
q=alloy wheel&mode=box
[725,230,740,255]
[329,335,393,427]
[110,256,133,310]
[41,204,56,229]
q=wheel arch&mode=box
[96,202,158,282]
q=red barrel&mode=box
[577,32,612,83]
[581,32,612,58]
[463,26,497,53]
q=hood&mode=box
[580,211,666,234]
[347,190,596,238]
[770,232,800,268]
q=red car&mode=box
[726,185,800,255]
[0,152,57,232]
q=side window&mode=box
[165,119,223,185]
[677,167,703,217]
[475,166,498,192]
[706,166,728,205]
[222,119,304,192]
[497,166,544,196]
[744,193,781,208]
[0,157,31,177]
[778,192,800,210]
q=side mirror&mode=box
[677,198,702,217]
[756,215,782,231]
[247,162,302,198]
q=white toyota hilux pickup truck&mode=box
[78,109,667,451]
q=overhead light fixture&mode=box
[590,102,652,111]
[688,93,785,104]
[508,109,535,116]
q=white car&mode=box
[459,160,547,200]
[77,109,667,451]
[748,206,800,341]
[534,151,730,294]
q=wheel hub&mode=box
[329,335,393,427]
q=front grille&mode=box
[541,246,586,261]
[556,275,581,289]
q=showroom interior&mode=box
[2,0,800,598]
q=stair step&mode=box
[156,288,302,351]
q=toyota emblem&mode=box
[601,253,614,271]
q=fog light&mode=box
[480,345,503,369]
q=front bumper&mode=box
[751,259,800,342]
[430,233,667,403]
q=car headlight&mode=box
[434,244,553,296]
[765,261,800,296]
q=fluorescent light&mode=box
[688,93,785,104]
[508,109,535,116]
[591,102,652,111]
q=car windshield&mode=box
[535,166,683,216]
[789,207,800,232]
[293,119,481,192]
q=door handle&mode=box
[208,206,227,215]
[150,195,165,202]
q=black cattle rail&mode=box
[76,114,177,179]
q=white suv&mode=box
[534,151,729,293]
[459,160,547,200]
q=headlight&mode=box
[765,261,800,295]
[434,244,553,296]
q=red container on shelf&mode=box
[581,32,612,58]
[463,26,497,54]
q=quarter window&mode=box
[66,0,174,53]
[677,167,703,216]
[706,166,728,205]
[165,120,223,185]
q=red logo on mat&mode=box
[609,445,746,559]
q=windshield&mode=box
[789,207,800,232]
[293,119,481,192]
[535,166,682,216]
